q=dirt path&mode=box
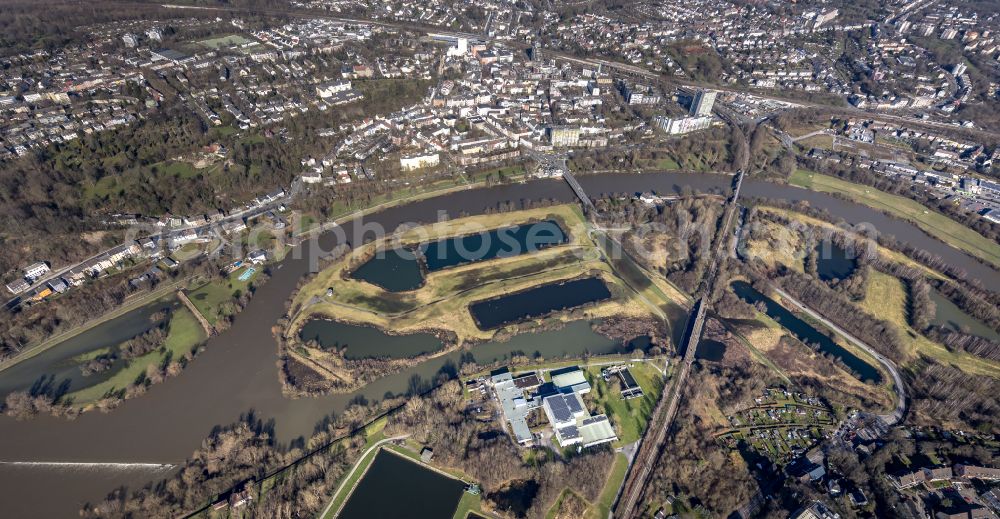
[177,290,215,337]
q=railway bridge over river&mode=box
[613,169,744,519]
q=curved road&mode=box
[772,286,906,425]
[0,171,984,518]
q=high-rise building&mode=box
[690,90,717,117]
[528,42,542,62]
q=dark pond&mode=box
[695,339,727,362]
[815,242,856,282]
[0,298,179,399]
[339,449,465,519]
[350,220,567,292]
[350,248,425,292]
[4,171,999,517]
[469,277,612,330]
[298,320,445,359]
[731,281,882,383]
[423,219,566,271]
[928,290,1000,342]
[626,335,653,351]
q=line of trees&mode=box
[925,328,1000,362]
[776,270,905,363]
[646,362,765,516]
[383,380,614,519]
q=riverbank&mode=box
[789,170,1000,270]
[748,206,1000,379]
[2,171,1000,517]
[0,277,190,375]
[279,205,671,395]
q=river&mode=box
[0,172,996,517]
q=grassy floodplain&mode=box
[858,270,1000,378]
[66,305,207,407]
[287,205,674,345]
[755,206,948,279]
[187,267,258,326]
[746,207,1000,380]
[789,170,1000,269]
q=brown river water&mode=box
[0,172,996,517]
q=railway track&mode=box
[614,167,745,519]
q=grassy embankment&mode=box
[288,205,672,345]
[315,418,389,519]
[789,170,1000,269]
[319,430,485,519]
[730,302,894,410]
[757,206,947,279]
[186,267,259,326]
[761,206,999,374]
[0,278,191,373]
[747,207,1000,379]
[858,270,1000,379]
[66,305,207,407]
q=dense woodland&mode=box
[596,195,723,294]
[645,362,767,517]
[81,378,615,519]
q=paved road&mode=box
[771,286,906,425]
[5,196,289,311]
[317,434,410,519]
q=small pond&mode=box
[350,248,425,292]
[469,277,612,330]
[815,242,856,282]
[731,281,882,383]
[928,290,1000,342]
[695,339,727,362]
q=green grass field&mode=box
[187,269,257,325]
[584,362,665,446]
[591,453,628,519]
[67,306,206,405]
[451,491,483,519]
[860,271,1000,379]
[319,419,388,519]
[790,170,1000,269]
[198,34,254,49]
[466,165,527,183]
